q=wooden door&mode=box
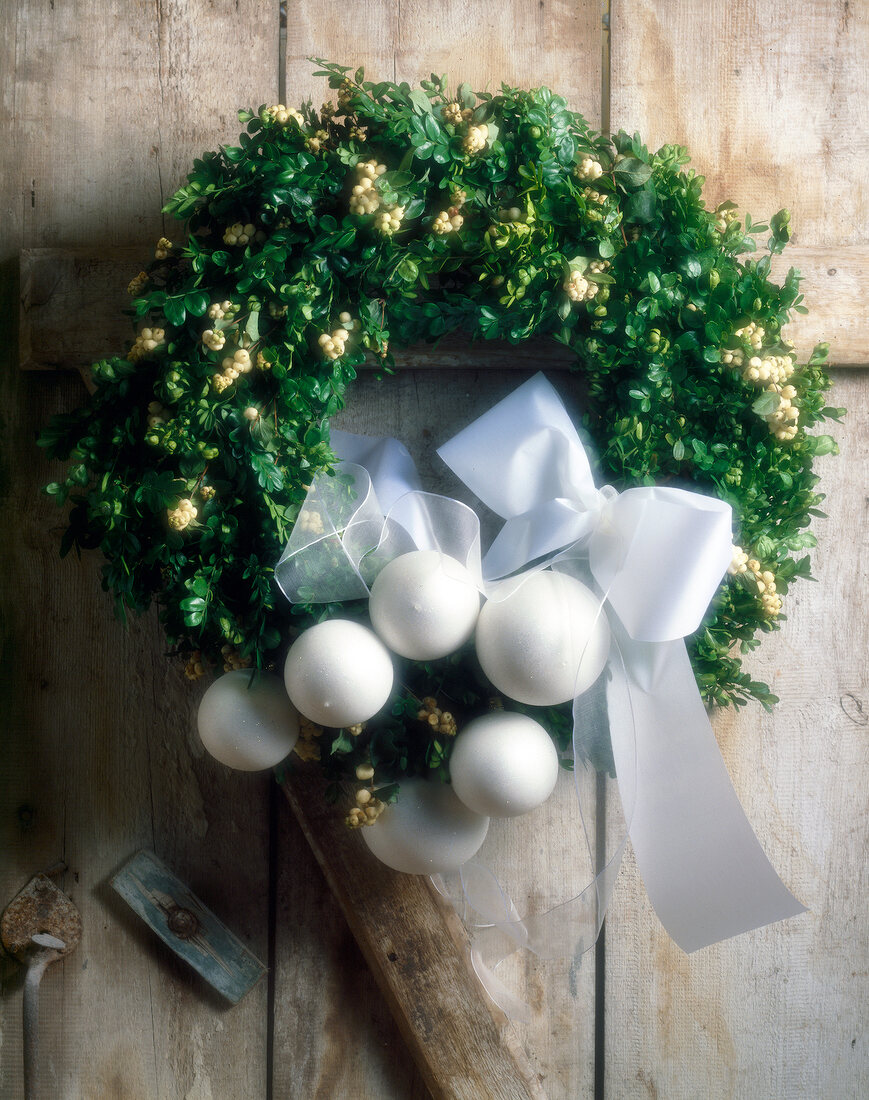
[2,2,866,1097]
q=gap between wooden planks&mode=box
[19,246,869,377]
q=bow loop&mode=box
[439,373,733,642]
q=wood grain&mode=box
[610,0,869,366]
[272,793,428,1099]
[1,1,277,1096]
[604,368,869,1097]
[286,0,602,123]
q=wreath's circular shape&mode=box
[40,60,840,791]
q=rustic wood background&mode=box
[2,1,866,1097]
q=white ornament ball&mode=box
[449,711,559,817]
[475,571,610,706]
[197,670,299,771]
[369,550,481,661]
[362,778,490,875]
[284,618,394,727]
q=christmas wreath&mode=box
[40,60,841,810]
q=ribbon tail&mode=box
[607,632,806,952]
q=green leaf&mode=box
[184,291,209,317]
[614,158,653,188]
[163,296,187,327]
[752,391,780,417]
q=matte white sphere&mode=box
[362,778,490,875]
[369,550,481,661]
[197,670,299,771]
[284,619,394,728]
[449,712,559,817]
[476,571,610,706]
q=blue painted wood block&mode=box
[111,849,266,1004]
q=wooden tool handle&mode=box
[280,768,548,1100]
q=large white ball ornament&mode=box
[449,712,559,817]
[475,571,610,706]
[362,779,490,874]
[284,619,394,727]
[197,670,300,771]
[369,550,481,660]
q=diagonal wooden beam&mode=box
[280,767,548,1100]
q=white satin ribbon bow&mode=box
[438,373,804,953]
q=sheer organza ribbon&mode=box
[275,427,483,602]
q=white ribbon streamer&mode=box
[438,373,805,957]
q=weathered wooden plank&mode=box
[1,1,278,1096]
[286,0,602,122]
[606,6,869,1090]
[272,793,429,1099]
[602,368,868,1097]
[610,0,869,367]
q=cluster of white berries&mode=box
[443,101,472,126]
[305,128,328,153]
[498,206,524,223]
[345,763,387,828]
[146,400,169,428]
[374,205,405,235]
[223,222,256,247]
[154,237,172,260]
[729,547,782,616]
[184,651,206,681]
[575,156,603,181]
[728,546,749,576]
[349,160,387,215]
[762,383,799,441]
[582,186,605,204]
[318,313,357,360]
[296,509,325,535]
[432,209,464,235]
[735,321,765,351]
[714,203,739,234]
[742,353,795,387]
[212,347,253,392]
[564,268,597,303]
[128,327,165,362]
[127,270,148,297]
[416,696,457,737]
[167,498,197,531]
[462,123,489,154]
[221,644,252,672]
[264,104,304,127]
[294,716,323,762]
[721,323,799,440]
[208,299,236,321]
[202,328,226,352]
